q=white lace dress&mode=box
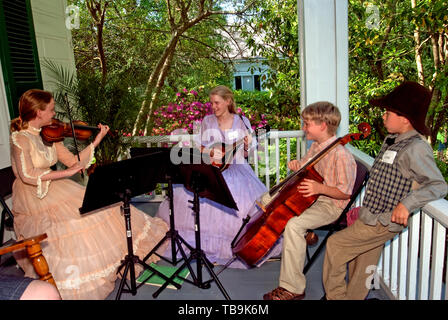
[10,127,168,300]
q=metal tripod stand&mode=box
[115,189,181,300]
[152,172,231,300]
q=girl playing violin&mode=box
[11,89,109,181]
[9,89,168,300]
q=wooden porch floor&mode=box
[106,200,390,301]
[0,199,389,301]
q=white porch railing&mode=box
[349,146,448,300]
[131,129,308,191]
[132,130,448,300]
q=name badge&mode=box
[228,130,238,140]
[382,150,397,164]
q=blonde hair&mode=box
[10,89,54,132]
[209,85,236,113]
[301,101,341,135]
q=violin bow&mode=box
[64,93,84,179]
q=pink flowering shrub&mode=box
[151,87,270,136]
[152,87,212,135]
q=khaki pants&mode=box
[322,218,397,300]
[279,197,342,295]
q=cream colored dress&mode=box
[10,127,168,300]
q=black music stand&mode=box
[79,150,182,300]
[130,147,198,267]
[152,161,238,300]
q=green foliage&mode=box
[237,0,301,127]
[68,0,234,114]
[234,90,300,131]
[69,0,168,81]
[348,75,402,157]
[74,71,142,165]
[435,157,448,200]
[239,0,299,90]
[43,60,140,165]
[348,0,448,153]
[348,1,412,154]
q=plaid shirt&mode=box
[360,130,448,232]
[297,136,356,209]
[363,135,415,214]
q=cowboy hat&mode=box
[369,81,432,136]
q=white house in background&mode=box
[232,57,268,91]
[0,0,76,168]
[223,30,269,92]
[225,0,349,135]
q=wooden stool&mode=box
[0,233,58,288]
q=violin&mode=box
[41,93,112,179]
[40,118,100,144]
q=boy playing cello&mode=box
[263,101,356,300]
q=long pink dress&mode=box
[10,127,168,300]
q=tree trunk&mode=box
[96,20,107,84]
[427,32,442,145]
[427,31,448,145]
[86,0,108,84]
[130,0,254,136]
[368,0,397,80]
[143,47,177,135]
[132,33,180,135]
[374,22,394,80]
[131,4,214,135]
[410,0,425,84]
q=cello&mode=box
[231,122,371,266]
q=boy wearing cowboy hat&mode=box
[321,81,447,300]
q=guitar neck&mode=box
[218,125,270,151]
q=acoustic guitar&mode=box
[205,125,270,171]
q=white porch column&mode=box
[298,0,349,136]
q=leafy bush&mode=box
[74,72,142,165]
[43,60,140,166]
[151,87,272,135]
[435,157,448,200]
[234,90,300,131]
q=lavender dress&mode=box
[156,114,281,268]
